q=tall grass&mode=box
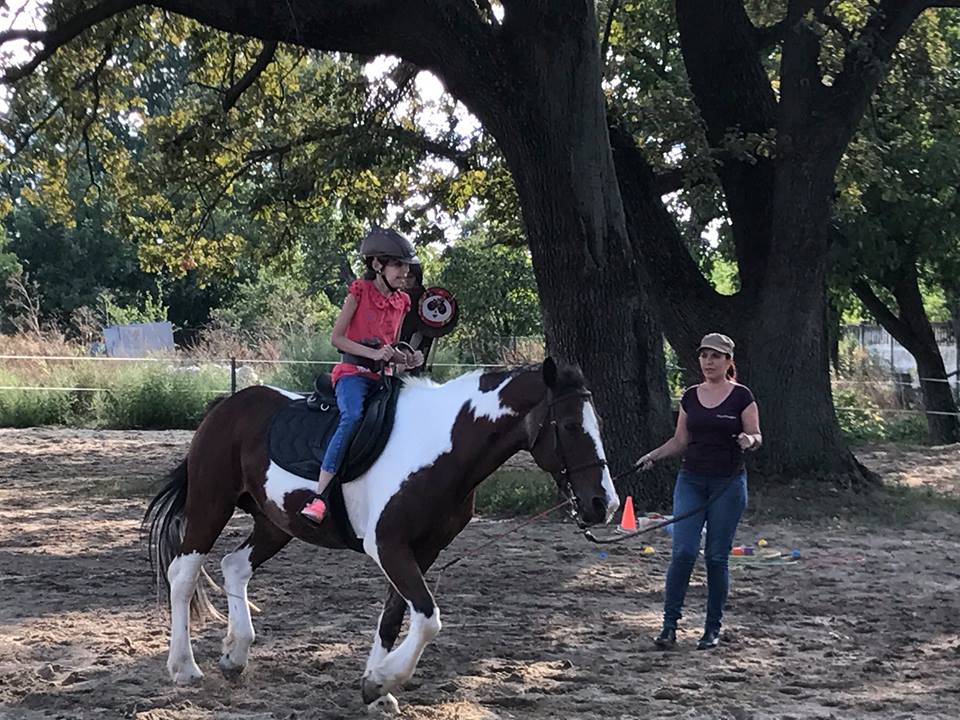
[0,354,228,429]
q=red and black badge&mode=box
[417,287,458,337]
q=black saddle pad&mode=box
[267,375,403,553]
[268,374,402,482]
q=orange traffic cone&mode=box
[619,496,637,532]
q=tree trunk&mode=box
[729,143,873,481]
[913,347,960,445]
[463,6,675,508]
[610,120,875,483]
[853,264,960,445]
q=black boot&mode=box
[696,629,720,650]
[653,627,676,649]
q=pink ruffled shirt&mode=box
[331,279,411,385]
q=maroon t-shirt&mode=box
[680,384,755,477]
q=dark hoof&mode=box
[361,676,384,704]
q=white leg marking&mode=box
[366,605,442,694]
[364,610,392,677]
[219,546,255,676]
[166,552,205,685]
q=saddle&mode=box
[267,373,403,552]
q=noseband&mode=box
[530,389,608,524]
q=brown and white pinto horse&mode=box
[145,358,618,711]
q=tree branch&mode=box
[608,122,722,314]
[382,126,474,169]
[822,0,944,153]
[243,121,473,169]
[753,1,833,50]
[674,0,778,294]
[652,167,687,195]
[627,45,669,81]
[0,0,141,84]
[851,277,916,351]
[148,0,500,111]
[222,39,278,111]
[600,0,621,77]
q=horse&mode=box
[144,358,619,712]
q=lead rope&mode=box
[430,497,574,595]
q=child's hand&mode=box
[408,350,424,368]
[372,346,396,363]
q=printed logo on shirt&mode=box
[716,414,737,420]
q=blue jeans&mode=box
[662,469,747,633]
[320,375,377,475]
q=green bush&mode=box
[883,413,928,444]
[91,364,228,429]
[834,386,889,443]
[0,387,74,426]
[475,470,557,516]
[260,330,340,393]
[833,385,929,444]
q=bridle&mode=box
[529,388,608,527]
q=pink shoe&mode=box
[300,498,327,524]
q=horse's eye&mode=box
[564,422,581,432]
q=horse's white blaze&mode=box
[367,606,442,692]
[264,460,316,510]
[582,402,620,522]
[220,546,255,672]
[167,551,204,684]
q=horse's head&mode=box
[527,358,620,527]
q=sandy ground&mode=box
[1,428,959,720]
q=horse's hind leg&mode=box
[219,511,292,677]
[167,499,234,685]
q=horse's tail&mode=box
[143,457,224,624]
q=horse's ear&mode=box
[542,357,558,388]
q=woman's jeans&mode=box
[320,375,378,475]
[662,469,748,633]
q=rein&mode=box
[529,388,607,525]
[430,497,574,593]
[433,386,732,587]
[581,472,739,545]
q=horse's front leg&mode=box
[361,545,441,706]
[364,587,406,679]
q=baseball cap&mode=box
[697,332,735,356]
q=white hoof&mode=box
[169,660,204,685]
[366,693,400,715]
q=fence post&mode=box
[230,357,237,395]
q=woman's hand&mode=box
[636,453,655,471]
[736,432,759,450]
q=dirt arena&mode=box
[1,428,959,719]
